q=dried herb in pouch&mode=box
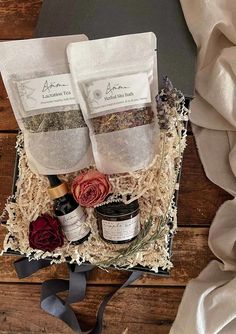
[67,32,160,175]
[0,35,93,175]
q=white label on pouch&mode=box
[86,73,151,114]
[57,206,90,242]
[102,214,140,242]
[17,73,77,111]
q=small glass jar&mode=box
[95,200,140,244]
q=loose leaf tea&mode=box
[68,32,160,174]
[90,106,154,135]
[0,35,93,175]
[23,109,86,133]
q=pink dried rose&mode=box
[71,170,112,207]
[29,214,64,252]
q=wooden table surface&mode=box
[0,1,231,333]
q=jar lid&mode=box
[95,199,139,217]
[48,182,68,199]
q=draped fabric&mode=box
[171,1,236,333]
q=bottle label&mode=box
[102,214,140,242]
[17,73,77,112]
[86,73,151,114]
[57,206,90,242]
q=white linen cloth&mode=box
[170,1,236,333]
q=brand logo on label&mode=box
[18,81,37,106]
[42,80,68,93]
[93,89,103,100]
[105,82,130,96]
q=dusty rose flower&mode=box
[29,214,64,252]
[71,170,112,207]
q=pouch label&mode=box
[86,73,151,114]
[17,73,77,111]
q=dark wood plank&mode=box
[0,76,18,131]
[0,133,231,224]
[0,0,42,39]
[0,224,214,285]
[0,133,16,214]
[0,283,184,333]
[178,135,232,225]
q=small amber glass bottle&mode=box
[95,200,140,244]
[47,175,90,245]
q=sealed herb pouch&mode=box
[0,35,93,175]
[67,32,159,174]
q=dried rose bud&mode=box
[29,214,64,252]
[71,170,112,207]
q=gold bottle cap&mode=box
[48,182,68,200]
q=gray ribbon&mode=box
[14,258,142,333]
[14,257,51,278]
[90,270,142,334]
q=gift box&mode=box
[2,81,189,276]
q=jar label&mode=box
[17,73,77,112]
[86,73,151,114]
[102,214,140,242]
[57,206,90,242]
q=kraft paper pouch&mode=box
[67,32,160,174]
[0,35,93,175]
